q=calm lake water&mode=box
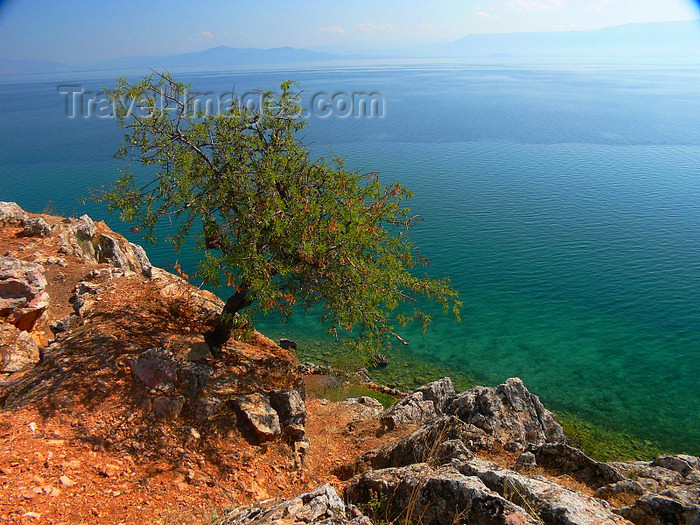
[2,61,700,453]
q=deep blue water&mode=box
[2,62,700,453]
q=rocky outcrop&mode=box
[0,322,40,373]
[128,347,180,392]
[234,393,282,441]
[338,415,487,480]
[22,217,52,237]
[608,454,700,524]
[346,462,540,525]
[380,377,454,430]
[220,483,372,525]
[55,212,152,276]
[528,443,625,488]
[446,377,565,447]
[0,201,29,225]
[336,396,384,423]
[0,256,50,331]
[616,491,700,525]
[455,458,631,525]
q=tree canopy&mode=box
[101,71,460,356]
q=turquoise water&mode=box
[1,63,700,453]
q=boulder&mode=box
[195,397,222,423]
[611,454,700,494]
[70,281,100,316]
[446,377,565,447]
[219,483,371,525]
[338,416,487,480]
[616,492,700,525]
[0,323,40,373]
[454,458,631,525]
[128,347,179,392]
[178,362,212,398]
[381,377,455,430]
[22,218,52,238]
[529,443,625,488]
[151,395,185,420]
[0,257,49,331]
[0,202,28,226]
[269,389,307,427]
[595,480,646,501]
[346,463,540,525]
[336,396,384,423]
[609,454,700,524]
[234,393,281,441]
[279,338,297,350]
[60,214,153,276]
[513,451,537,472]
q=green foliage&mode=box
[558,411,665,462]
[100,71,460,354]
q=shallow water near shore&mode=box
[2,62,700,454]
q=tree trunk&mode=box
[205,284,252,350]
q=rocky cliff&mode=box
[0,202,698,525]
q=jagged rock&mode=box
[381,377,455,430]
[0,323,40,372]
[279,338,297,350]
[195,397,222,423]
[652,455,700,476]
[234,393,281,440]
[269,389,307,427]
[220,483,371,524]
[454,458,631,524]
[337,415,487,480]
[0,257,49,331]
[70,281,100,316]
[269,389,307,445]
[76,214,95,239]
[595,480,646,500]
[611,454,700,494]
[151,395,185,420]
[153,268,223,322]
[616,491,700,525]
[513,451,537,472]
[529,443,625,488]
[609,454,700,523]
[0,202,28,226]
[346,462,540,525]
[293,437,311,470]
[59,214,152,276]
[128,347,179,392]
[178,362,212,398]
[446,377,565,447]
[22,218,52,238]
[337,396,384,423]
[49,314,77,336]
[129,242,153,277]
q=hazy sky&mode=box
[1,0,699,64]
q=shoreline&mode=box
[255,328,679,461]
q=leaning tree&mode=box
[101,71,460,356]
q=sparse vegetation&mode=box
[558,411,665,462]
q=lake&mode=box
[2,61,700,453]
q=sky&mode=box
[1,0,699,64]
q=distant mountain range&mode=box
[423,20,700,59]
[3,19,700,77]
